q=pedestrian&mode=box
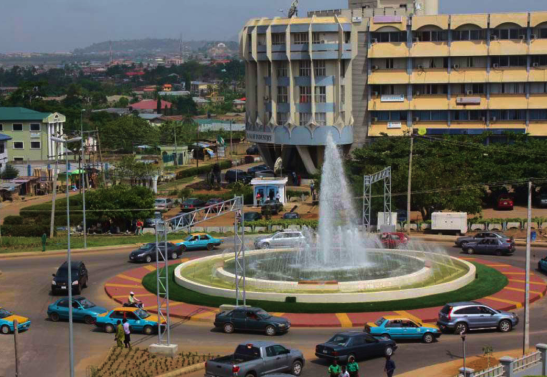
[115,320,125,348]
[134,220,140,235]
[256,192,262,207]
[122,319,131,348]
[297,174,302,186]
[310,181,315,197]
[275,192,281,202]
[347,356,359,377]
[340,365,350,377]
[136,219,144,235]
[385,355,396,377]
[292,171,297,186]
[328,359,341,377]
[41,232,47,252]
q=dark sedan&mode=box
[282,212,301,220]
[455,231,513,247]
[129,242,181,263]
[243,212,263,222]
[247,164,270,177]
[225,169,252,184]
[315,332,397,364]
[205,198,224,212]
[180,198,206,212]
[214,307,290,336]
[463,238,515,256]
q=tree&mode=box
[98,115,159,153]
[159,120,198,146]
[0,164,19,180]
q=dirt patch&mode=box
[88,346,218,377]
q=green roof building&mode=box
[0,107,66,162]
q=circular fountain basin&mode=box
[174,248,476,304]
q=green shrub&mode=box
[246,219,319,228]
[176,161,232,179]
[3,216,24,225]
[1,224,52,237]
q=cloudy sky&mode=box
[1,0,546,53]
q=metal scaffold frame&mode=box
[362,167,392,231]
[154,196,245,346]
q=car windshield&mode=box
[155,199,165,204]
[328,335,350,346]
[138,244,154,250]
[56,268,79,277]
[257,310,271,319]
[77,298,95,309]
[135,309,150,319]
[375,318,386,326]
[244,213,257,220]
[0,309,12,318]
[184,235,194,241]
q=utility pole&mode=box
[174,126,178,167]
[230,120,233,156]
[80,110,87,249]
[14,319,20,377]
[196,122,199,168]
[96,128,106,187]
[407,134,414,235]
[524,180,532,354]
[461,332,466,373]
[50,157,59,238]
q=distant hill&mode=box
[73,39,238,55]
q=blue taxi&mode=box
[47,297,108,324]
[95,307,165,335]
[539,257,547,274]
[0,307,31,334]
[175,233,222,252]
[364,316,441,343]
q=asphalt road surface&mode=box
[1,238,547,377]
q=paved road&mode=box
[1,239,547,377]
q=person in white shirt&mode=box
[340,365,350,377]
[122,318,131,348]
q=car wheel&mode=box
[49,312,60,322]
[145,255,153,263]
[466,248,475,255]
[381,333,391,339]
[105,324,115,333]
[171,252,178,260]
[265,325,276,336]
[223,323,235,334]
[1,325,10,334]
[454,322,468,334]
[143,325,154,335]
[262,243,270,249]
[83,278,88,288]
[84,315,95,325]
[207,243,214,251]
[499,319,512,333]
[423,333,434,344]
[495,250,503,256]
[180,245,187,252]
[385,346,394,357]
[292,360,304,376]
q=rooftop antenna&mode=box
[288,0,299,18]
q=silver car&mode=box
[254,231,306,249]
[437,301,519,334]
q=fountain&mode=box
[173,134,476,304]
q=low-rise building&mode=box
[0,107,65,162]
[0,133,12,172]
[129,99,172,113]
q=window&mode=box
[13,142,24,149]
[315,86,326,103]
[312,32,321,44]
[277,112,289,125]
[0,124,3,131]
[14,157,24,162]
[299,86,312,103]
[30,142,41,149]
[352,336,365,346]
[294,33,309,45]
[416,30,448,42]
[539,28,547,39]
[110,311,125,319]
[371,31,407,43]
[266,346,276,357]
[341,60,346,78]
[415,111,449,121]
[277,62,288,77]
[531,55,547,67]
[30,124,40,131]
[0,143,4,154]
[371,111,408,121]
[12,124,23,131]
[453,110,487,121]
[491,55,527,68]
[386,58,394,69]
[490,110,526,121]
[277,86,288,103]
[299,61,311,77]
[315,113,327,126]
[491,27,527,41]
[452,29,486,41]
[314,60,326,76]
[299,113,311,126]
[530,110,547,120]
[57,299,69,308]
[272,33,285,45]
[341,86,346,105]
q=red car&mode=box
[497,196,514,210]
[380,232,409,249]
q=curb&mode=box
[0,244,141,259]
[156,362,205,377]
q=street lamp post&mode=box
[80,110,87,249]
[51,136,82,377]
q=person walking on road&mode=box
[347,357,359,377]
[122,318,131,348]
[41,233,47,252]
[385,355,396,377]
[328,359,341,377]
[115,320,125,348]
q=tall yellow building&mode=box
[242,0,547,174]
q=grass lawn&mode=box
[142,262,508,314]
[157,176,195,192]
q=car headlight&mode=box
[138,253,146,257]
[278,323,286,327]
[51,280,56,285]
[72,281,79,285]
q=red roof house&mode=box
[129,99,172,111]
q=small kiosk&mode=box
[251,177,288,207]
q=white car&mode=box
[154,198,174,211]
[254,231,306,249]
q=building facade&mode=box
[0,133,12,171]
[242,0,547,174]
[0,107,65,162]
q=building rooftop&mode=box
[0,107,51,122]
[129,99,173,110]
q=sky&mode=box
[1,0,547,53]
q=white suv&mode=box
[254,231,306,249]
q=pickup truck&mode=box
[204,341,305,377]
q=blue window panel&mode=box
[277,103,291,112]
[311,44,339,52]
[295,76,312,86]
[296,103,312,112]
[315,103,335,112]
[311,24,339,32]
[271,25,288,33]
[315,76,335,86]
[272,45,287,52]
[291,24,310,33]
[277,77,290,86]
[257,26,268,34]
[271,53,288,60]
